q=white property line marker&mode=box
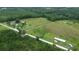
[0,23,70,51]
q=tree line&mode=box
[0,7,79,22]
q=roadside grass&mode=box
[0,25,9,31]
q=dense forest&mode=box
[0,7,79,22]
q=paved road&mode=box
[0,23,70,51]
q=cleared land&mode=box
[21,18,79,50]
[0,25,63,51]
[0,18,79,50]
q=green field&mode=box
[0,25,63,51]
[20,18,79,50]
[1,17,79,50]
[1,7,79,51]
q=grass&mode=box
[23,18,56,41]
[2,17,79,50]
[0,25,63,51]
[20,18,79,50]
[0,25,9,31]
[23,18,79,39]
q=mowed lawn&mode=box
[23,18,79,50]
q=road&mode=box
[0,23,70,51]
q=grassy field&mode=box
[20,18,79,50]
[0,25,63,51]
[1,7,79,51]
[1,18,79,50]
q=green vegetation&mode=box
[0,26,63,51]
[21,18,79,50]
[0,7,79,22]
[0,7,79,51]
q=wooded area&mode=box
[0,7,79,22]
